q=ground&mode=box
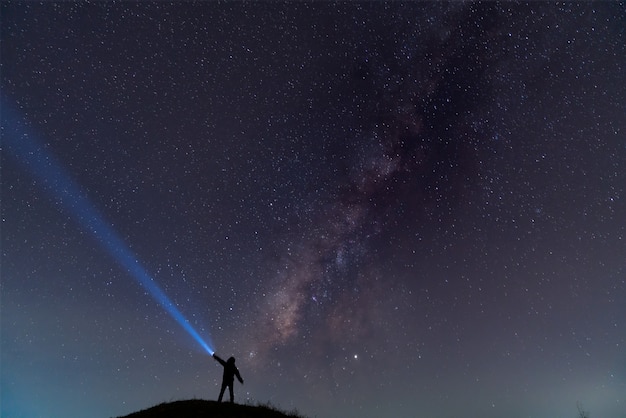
[116,399,306,418]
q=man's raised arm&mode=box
[213,353,226,366]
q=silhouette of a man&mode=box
[212,353,243,403]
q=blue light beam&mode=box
[2,97,215,356]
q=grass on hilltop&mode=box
[115,398,307,418]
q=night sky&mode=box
[2,2,625,418]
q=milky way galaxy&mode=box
[2,3,625,418]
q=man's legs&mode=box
[228,383,234,403]
[218,381,227,402]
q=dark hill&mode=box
[115,399,306,418]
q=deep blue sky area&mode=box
[2,2,625,418]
